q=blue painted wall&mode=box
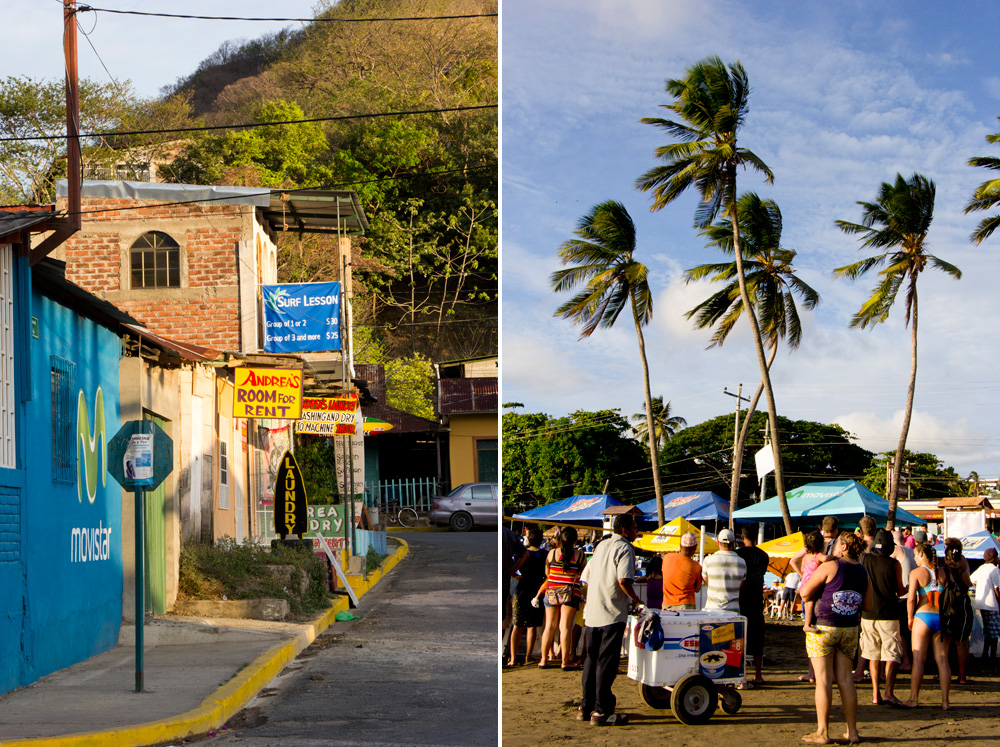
[0,262,123,693]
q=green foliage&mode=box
[659,412,875,503]
[178,537,330,615]
[166,100,331,188]
[292,437,339,503]
[965,115,1000,245]
[860,450,968,502]
[355,324,436,419]
[365,545,386,574]
[501,408,647,509]
[0,75,140,204]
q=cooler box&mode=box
[627,609,746,687]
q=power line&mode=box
[78,6,497,23]
[0,104,498,143]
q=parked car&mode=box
[429,483,499,531]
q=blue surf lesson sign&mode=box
[262,282,341,353]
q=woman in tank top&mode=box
[534,526,586,669]
[903,542,951,710]
[798,532,871,745]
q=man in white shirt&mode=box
[703,529,746,611]
[971,547,1000,662]
[579,514,641,726]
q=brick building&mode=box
[53,180,367,353]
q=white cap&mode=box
[718,528,736,545]
[680,532,698,548]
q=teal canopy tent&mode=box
[732,479,924,527]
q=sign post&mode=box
[108,420,173,693]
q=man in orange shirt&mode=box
[661,532,703,610]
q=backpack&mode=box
[634,611,664,651]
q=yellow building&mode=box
[438,357,498,486]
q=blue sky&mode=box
[2,2,312,99]
[501,0,1000,479]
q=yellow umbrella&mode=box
[759,531,805,578]
[633,516,719,553]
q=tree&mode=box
[550,200,666,524]
[634,56,792,533]
[861,450,967,503]
[0,75,150,204]
[631,397,686,456]
[501,408,647,509]
[354,323,435,419]
[834,172,961,528]
[165,99,331,188]
[965,115,1000,245]
[685,193,820,527]
[660,412,874,502]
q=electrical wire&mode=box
[77,5,497,23]
[0,104,498,143]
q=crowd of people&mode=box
[503,516,1000,740]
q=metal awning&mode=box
[263,190,369,235]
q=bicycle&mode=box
[380,501,419,528]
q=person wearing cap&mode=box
[661,532,704,610]
[858,529,906,705]
[703,528,746,612]
[970,547,1000,663]
[736,525,769,687]
[912,528,928,546]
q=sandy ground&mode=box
[501,620,1000,746]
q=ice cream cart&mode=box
[627,609,746,724]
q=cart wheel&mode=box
[720,688,742,714]
[640,684,672,709]
[670,674,718,725]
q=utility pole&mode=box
[724,386,750,529]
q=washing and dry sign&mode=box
[274,450,308,537]
[295,394,359,436]
[233,368,303,419]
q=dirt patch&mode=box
[502,621,1000,746]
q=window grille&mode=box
[130,232,180,289]
[51,356,76,483]
[218,421,230,510]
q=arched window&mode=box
[130,232,179,288]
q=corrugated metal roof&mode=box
[0,209,53,241]
[439,377,498,414]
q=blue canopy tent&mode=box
[732,479,925,527]
[932,529,1000,560]
[512,494,623,525]
[635,491,730,525]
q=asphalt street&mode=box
[216,531,498,746]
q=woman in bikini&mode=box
[903,542,951,710]
[534,526,586,670]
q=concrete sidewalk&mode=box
[0,539,409,747]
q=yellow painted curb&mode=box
[2,539,410,747]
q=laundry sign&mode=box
[261,282,341,353]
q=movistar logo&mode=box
[263,287,290,315]
[77,387,106,504]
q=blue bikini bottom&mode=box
[914,610,941,634]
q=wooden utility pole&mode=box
[724,385,750,529]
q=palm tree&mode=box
[685,193,819,526]
[635,56,794,533]
[965,116,1000,245]
[834,172,961,528]
[632,396,687,457]
[551,200,667,524]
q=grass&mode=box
[178,537,331,614]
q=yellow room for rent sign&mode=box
[233,367,303,419]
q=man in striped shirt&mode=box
[703,528,746,611]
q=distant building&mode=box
[437,356,498,486]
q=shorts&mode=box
[860,618,902,662]
[805,625,859,660]
[545,588,581,609]
[982,609,1000,639]
[781,587,797,604]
